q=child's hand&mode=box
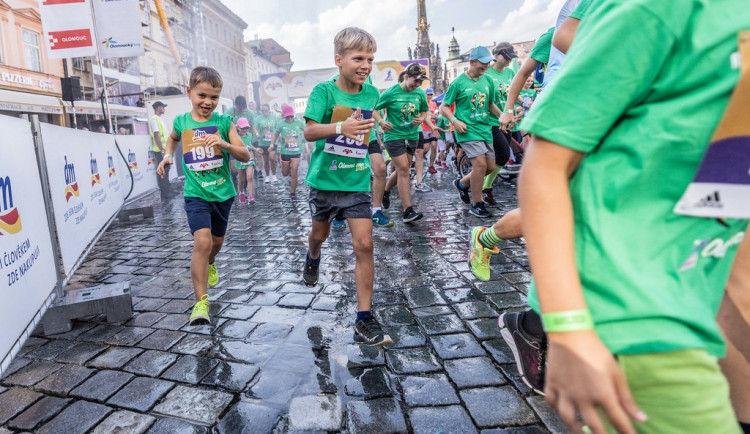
[341,108,375,142]
[453,119,468,134]
[204,134,229,150]
[381,120,393,131]
[499,112,514,133]
[156,155,172,178]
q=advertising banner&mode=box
[40,125,125,275]
[38,0,97,59]
[115,135,159,199]
[92,0,145,59]
[0,116,58,363]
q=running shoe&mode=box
[414,182,432,192]
[332,219,347,229]
[290,192,297,201]
[303,255,319,286]
[238,192,247,204]
[441,161,449,170]
[248,194,255,203]
[354,315,393,346]
[382,190,391,210]
[403,206,423,223]
[482,189,497,206]
[453,179,471,204]
[372,210,394,228]
[207,262,219,287]
[264,177,271,184]
[469,202,492,218]
[469,227,499,281]
[428,165,437,174]
[189,294,210,326]
[499,311,546,395]
[271,175,279,183]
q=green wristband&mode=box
[503,108,514,114]
[542,309,594,332]
[164,154,173,160]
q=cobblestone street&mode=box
[0,165,567,433]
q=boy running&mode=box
[302,27,392,346]
[273,104,305,199]
[157,66,251,325]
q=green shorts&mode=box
[235,160,255,170]
[605,349,740,433]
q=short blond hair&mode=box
[334,27,377,56]
[189,66,223,89]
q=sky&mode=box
[222,0,566,71]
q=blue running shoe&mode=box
[332,218,347,229]
[372,210,394,228]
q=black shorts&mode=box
[308,188,372,222]
[281,153,301,162]
[368,140,382,155]
[184,196,233,237]
[384,139,418,158]
[491,126,512,166]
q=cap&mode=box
[282,104,295,118]
[469,46,493,64]
[152,101,167,109]
[236,117,250,129]
[492,42,518,60]
[424,87,434,95]
[404,63,429,81]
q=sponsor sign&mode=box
[115,135,159,199]
[38,0,96,58]
[324,105,372,159]
[40,124,125,275]
[92,0,144,59]
[0,115,57,364]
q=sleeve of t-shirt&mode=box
[373,86,391,111]
[530,27,554,64]
[442,80,459,106]
[569,0,593,20]
[219,114,232,142]
[304,83,329,124]
[485,76,498,107]
[418,92,428,112]
[522,3,679,153]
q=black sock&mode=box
[307,251,320,266]
[521,309,546,340]
[740,422,750,434]
[356,311,372,322]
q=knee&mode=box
[352,237,373,255]
[372,162,386,179]
[193,233,212,255]
[473,158,487,172]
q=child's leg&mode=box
[237,166,247,193]
[414,148,425,184]
[290,157,300,193]
[245,167,254,195]
[281,159,290,177]
[347,218,374,312]
[209,234,224,264]
[308,220,331,260]
[191,228,213,300]
[370,153,386,208]
[269,149,278,175]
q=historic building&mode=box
[407,0,445,93]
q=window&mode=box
[23,30,42,72]
[0,23,4,64]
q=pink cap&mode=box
[236,117,250,129]
[282,104,295,118]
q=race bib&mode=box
[285,133,300,152]
[324,105,372,159]
[182,126,223,172]
[674,32,750,219]
[263,130,273,142]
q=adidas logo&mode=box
[698,191,723,208]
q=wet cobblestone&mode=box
[1,171,567,432]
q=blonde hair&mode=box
[189,66,223,89]
[334,27,377,56]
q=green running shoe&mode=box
[208,262,219,288]
[189,294,210,325]
[469,227,498,281]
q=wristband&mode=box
[450,117,457,123]
[503,109,514,114]
[376,119,382,126]
[542,309,594,332]
[163,154,173,160]
[336,121,343,135]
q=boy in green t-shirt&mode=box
[302,27,392,347]
[518,1,748,432]
[156,66,251,326]
[272,104,305,199]
[440,46,502,218]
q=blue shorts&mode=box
[184,196,233,237]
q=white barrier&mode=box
[0,116,58,373]
[115,135,160,200]
[40,124,126,276]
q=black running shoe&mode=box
[303,255,319,286]
[382,190,391,209]
[453,179,471,204]
[482,188,497,206]
[469,202,492,218]
[354,315,393,346]
[403,206,423,223]
[499,311,546,395]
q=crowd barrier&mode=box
[0,114,158,377]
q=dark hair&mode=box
[234,95,247,111]
[189,66,223,89]
[398,70,406,83]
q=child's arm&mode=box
[205,123,250,163]
[519,136,645,434]
[303,108,375,142]
[156,131,180,177]
[376,109,392,131]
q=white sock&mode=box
[372,207,381,214]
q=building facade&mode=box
[245,37,293,105]
[444,31,535,84]
[200,0,247,101]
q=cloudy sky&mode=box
[222,0,565,71]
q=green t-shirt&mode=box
[255,114,277,146]
[522,0,749,358]
[275,119,305,155]
[436,116,450,141]
[224,107,255,128]
[569,0,593,19]
[530,27,555,65]
[519,89,537,110]
[442,72,497,144]
[303,79,380,192]
[485,66,516,126]
[172,112,235,202]
[373,84,428,142]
